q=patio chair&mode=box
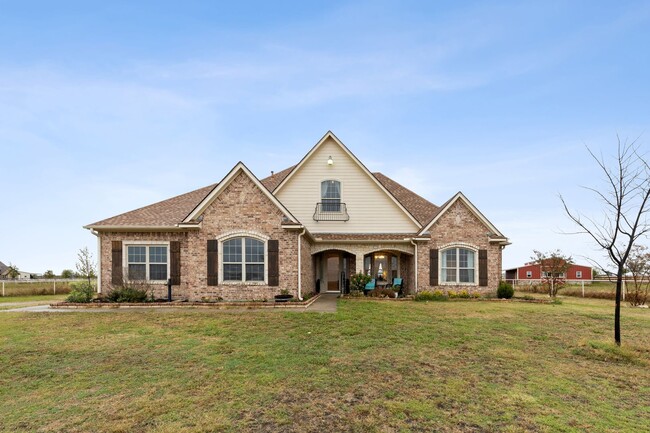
[363,279,376,296]
[391,278,403,296]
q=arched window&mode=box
[441,247,476,283]
[223,237,265,282]
[321,180,341,212]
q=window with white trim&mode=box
[223,237,265,282]
[526,271,532,278]
[321,180,341,212]
[441,247,475,283]
[127,245,168,281]
[576,271,582,278]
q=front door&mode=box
[326,256,340,292]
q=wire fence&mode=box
[0,278,96,297]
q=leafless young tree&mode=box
[561,136,650,346]
[76,247,97,286]
[626,244,650,307]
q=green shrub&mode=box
[458,289,471,299]
[497,281,514,299]
[350,273,372,293]
[471,292,481,299]
[448,290,457,298]
[414,290,447,301]
[66,281,95,303]
[107,285,149,303]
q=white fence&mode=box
[505,278,627,299]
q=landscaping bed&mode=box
[51,294,321,309]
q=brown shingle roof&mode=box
[88,166,439,229]
[371,172,438,226]
[259,165,296,191]
[86,183,217,228]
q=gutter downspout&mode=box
[297,228,306,301]
[410,239,418,293]
[89,229,101,294]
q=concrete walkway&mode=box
[304,292,338,313]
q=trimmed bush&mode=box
[414,290,447,301]
[66,281,95,303]
[107,286,149,303]
[497,281,514,299]
[457,289,471,299]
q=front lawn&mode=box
[0,297,648,432]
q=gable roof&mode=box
[372,173,438,226]
[85,183,217,229]
[0,261,7,274]
[183,162,299,224]
[418,192,509,244]
[260,165,296,192]
[270,131,423,228]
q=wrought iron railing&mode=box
[313,202,349,221]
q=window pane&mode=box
[459,269,474,283]
[443,249,456,268]
[128,246,146,263]
[245,238,264,263]
[459,249,468,268]
[149,246,167,264]
[444,269,456,283]
[150,264,167,281]
[224,264,242,281]
[246,264,264,281]
[128,264,146,280]
[223,239,242,263]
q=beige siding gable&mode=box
[275,136,420,233]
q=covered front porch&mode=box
[312,243,415,294]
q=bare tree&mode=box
[532,250,572,297]
[76,247,97,286]
[626,245,650,307]
[561,136,650,345]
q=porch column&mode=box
[355,255,364,276]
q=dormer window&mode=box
[321,180,341,212]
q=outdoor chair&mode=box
[391,278,403,296]
[364,279,376,296]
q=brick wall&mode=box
[99,172,305,301]
[416,200,502,295]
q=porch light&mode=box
[327,156,334,166]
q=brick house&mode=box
[85,132,509,301]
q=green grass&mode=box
[0,294,68,304]
[0,297,648,432]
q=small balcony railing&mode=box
[313,202,349,222]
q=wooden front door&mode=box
[326,256,340,292]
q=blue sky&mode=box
[1,1,649,274]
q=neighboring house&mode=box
[505,262,592,281]
[85,131,510,301]
[0,264,32,280]
[0,261,7,276]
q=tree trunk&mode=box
[615,266,623,346]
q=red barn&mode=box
[505,263,592,281]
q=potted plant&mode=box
[274,289,294,302]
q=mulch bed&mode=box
[51,294,321,310]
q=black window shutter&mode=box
[479,249,488,286]
[170,241,181,285]
[207,240,219,286]
[429,248,438,286]
[268,240,279,286]
[111,241,123,286]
